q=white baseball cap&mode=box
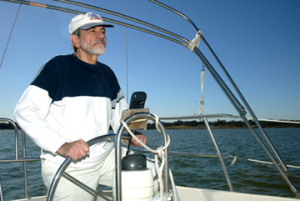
[69,12,114,34]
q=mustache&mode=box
[94,39,106,45]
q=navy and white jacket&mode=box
[14,54,128,167]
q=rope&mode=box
[223,153,300,169]
[199,64,205,115]
[121,114,171,201]
[0,4,21,69]
[230,156,237,166]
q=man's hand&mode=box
[125,130,147,147]
[56,139,90,161]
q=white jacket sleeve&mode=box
[14,85,66,155]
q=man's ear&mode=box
[71,35,80,49]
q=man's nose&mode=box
[96,31,105,38]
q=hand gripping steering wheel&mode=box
[46,134,127,201]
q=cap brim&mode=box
[80,22,114,30]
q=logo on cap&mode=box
[87,13,101,20]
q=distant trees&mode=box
[0,122,19,130]
[0,119,299,130]
[147,119,300,129]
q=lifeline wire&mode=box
[0,4,21,69]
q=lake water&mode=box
[0,128,300,200]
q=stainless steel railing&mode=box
[0,118,41,200]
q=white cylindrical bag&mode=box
[112,169,154,201]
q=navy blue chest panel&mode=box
[31,54,120,102]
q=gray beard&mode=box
[80,39,106,55]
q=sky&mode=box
[0,0,300,122]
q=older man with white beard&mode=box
[14,12,148,200]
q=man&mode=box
[14,12,148,200]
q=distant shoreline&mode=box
[162,125,300,130]
[147,120,300,130]
[1,120,299,130]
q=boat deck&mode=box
[12,187,298,201]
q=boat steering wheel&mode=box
[46,134,125,201]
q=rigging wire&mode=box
[125,0,129,102]
[0,4,21,69]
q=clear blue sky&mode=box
[0,0,300,122]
